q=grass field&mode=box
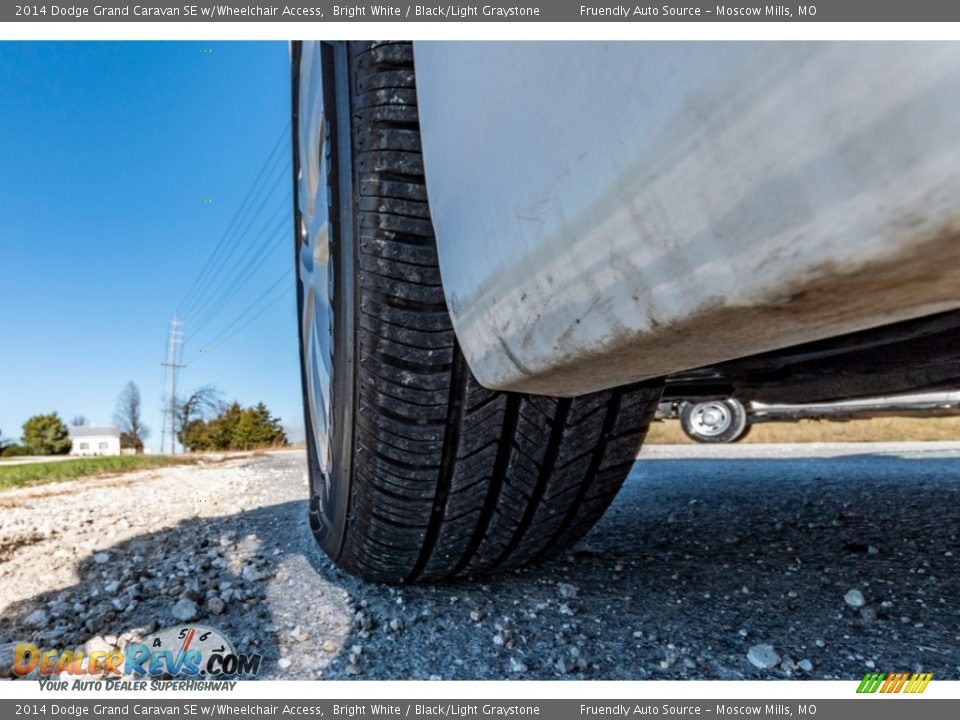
[646,416,960,444]
[0,455,198,491]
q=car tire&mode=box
[678,399,751,444]
[294,41,663,583]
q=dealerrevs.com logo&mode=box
[13,625,262,685]
[857,672,933,694]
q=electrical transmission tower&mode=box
[161,314,186,455]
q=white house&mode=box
[69,426,121,457]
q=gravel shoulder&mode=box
[1,444,957,680]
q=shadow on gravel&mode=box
[0,500,343,680]
[2,451,958,681]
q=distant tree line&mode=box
[176,386,287,452]
[2,382,287,457]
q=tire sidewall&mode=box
[296,42,357,562]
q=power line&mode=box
[177,126,290,320]
[182,204,292,344]
[182,269,294,365]
[203,268,294,346]
[180,173,290,330]
[179,157,290,324]
[177,125,289,317]
[168,124,294,404]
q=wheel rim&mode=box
[300,226,334,484]
[689,401,734,437]
[298,114,335,494]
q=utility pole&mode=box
[161,314,185,455]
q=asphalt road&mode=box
[1,443,958,680]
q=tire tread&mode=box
[323,41,661,582]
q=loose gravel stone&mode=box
[23,609,49,628]
[509,657,528,674]
[505,628,517,647]
[844,589,866,608]
[84,636,113,655]
[171,599,198,622]
[747,644,781,670]
[242,565,265,582]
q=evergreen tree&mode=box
[22,413,72,455]
[179,401,287,452]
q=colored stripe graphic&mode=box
[891,672,910,693]
[880,673,897,693]
[905,673,933,693]
[858,671,932,694]
[857,672,886,693]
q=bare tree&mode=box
[176,385,224,450]
[71,415,89,427]
[113,381,149,452]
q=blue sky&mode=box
[0,41,301,451]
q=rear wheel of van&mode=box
[294,41,663,583]
[679,399,751,444]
